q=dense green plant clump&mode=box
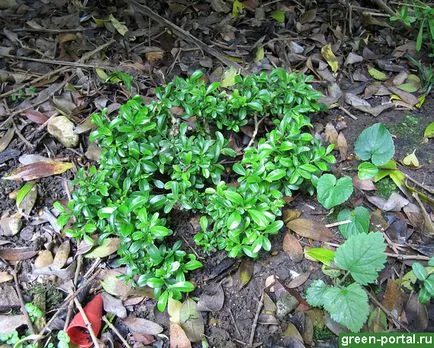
[60,69,335,309]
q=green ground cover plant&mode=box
[59,68,336,310]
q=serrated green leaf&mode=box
[323,283,369,332]
[354,123,395,166]
[306,279,328,307]
[317,174,353,209]
[335,232,387,285]
[337,206,370,239]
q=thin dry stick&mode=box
[249,291,264,347]
[102,316,132,348]
[412,192,434,235]
[126,0,245,73]
[74,298,101,348]
[366,291,410,332]
[0,54,122,71]
[339,106,358,120]
[64,255,84,331]
[0,38,115,99]
[13,263,36,335]
[228,308,243,340]
[405,174,434,195]
[325,219,352,228]
[246,116,266,148]
[12,119,34,148]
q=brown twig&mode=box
[126,0,245,73]
[405,174,434,195]
[412,192,434,236]
[373,0,397,16]
[339,106,358,120]
[246,116,266,148]
[0,54,123,71]
[13,262,36,335]
[102,315,132,348]
[366,291,410,332]
[229,308,243,340]
[74,298,101,348]
[64,255,83,331]
[12,119,34,149]
[248,291,264,347]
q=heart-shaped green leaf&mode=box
[317,174,353,209]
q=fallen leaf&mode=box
[283,209,301,223]
[232,0,244,17]
[0,271,13,283]
[300,8,316,24]
[99,269,153,300]
[0,128,14,153]
[0,247,37,261]
[321,44,339,73]
[102,292,127,319]
[3,160,73,181]
[392,71,409,86]
[282,322,304,343]
[368,66,388,81]
[271,9,285,23]
[353,176,376,191]
[382,279,403,317]
[0,315,27,334]
[304,247,335,266]
[34,250,53,269]
[344,52,363,66]
[170,322,191,348]
[52,240,70,269]
[180,298,204,343]
[287,271,311,288]
[282,232,303,262]
[168,298,183,324]
[324,123,338,145]
[85,238,121,258]
[109,14,128,36]
[402,150,420,168]
[220,67,238,87]
[16,182,37,215]
[286,218,333,242]
[22,109,49,124]
[197,283,224,312]
[367,308,387,332]
[404,293,428,331]
[388,86,419,106]
[124,316,163,335]
[337,132,347,161]
[233,259,253,290]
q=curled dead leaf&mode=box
[286,218,333,242]
[282,232,303,262]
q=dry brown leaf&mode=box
[286,218,333,242]
[0,247,37,261]
[0,271,13,283]
[337,132,347,161]
[283,209,301,223]
[34,250,53,269]
[353,176,376,191]
[282,232,303,262]
[124,316,163,335]
[324,123,338,145]
[382,279,403,315]
[388,86,418,106]
[0,128,14,153]
[287,271,311,288]
[85,238,121,258]
[52,240,70,269]
[0,315,27,334]
[22,109,49,124]
[3,160,73,181]
[170,322,191,348]
[197,283,224,312]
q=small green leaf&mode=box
[248,209,269,228]
[354,123,395,166]
[424,274,434,296]
[16,183,34,207]
[368,67,388,81]
[412,262,427,281]
[157,290,169,311]
[271,9,285,23]
[335,232,387,285]
[337,206,370,239]
[317,174,353,209]
[305,247,336,266]
[357,162,378,180]
[171,281,195,292]
[424,122,434,138]
[266,169,286,182]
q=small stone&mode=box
[47,116,79,148]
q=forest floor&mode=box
[0,0,433,347]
